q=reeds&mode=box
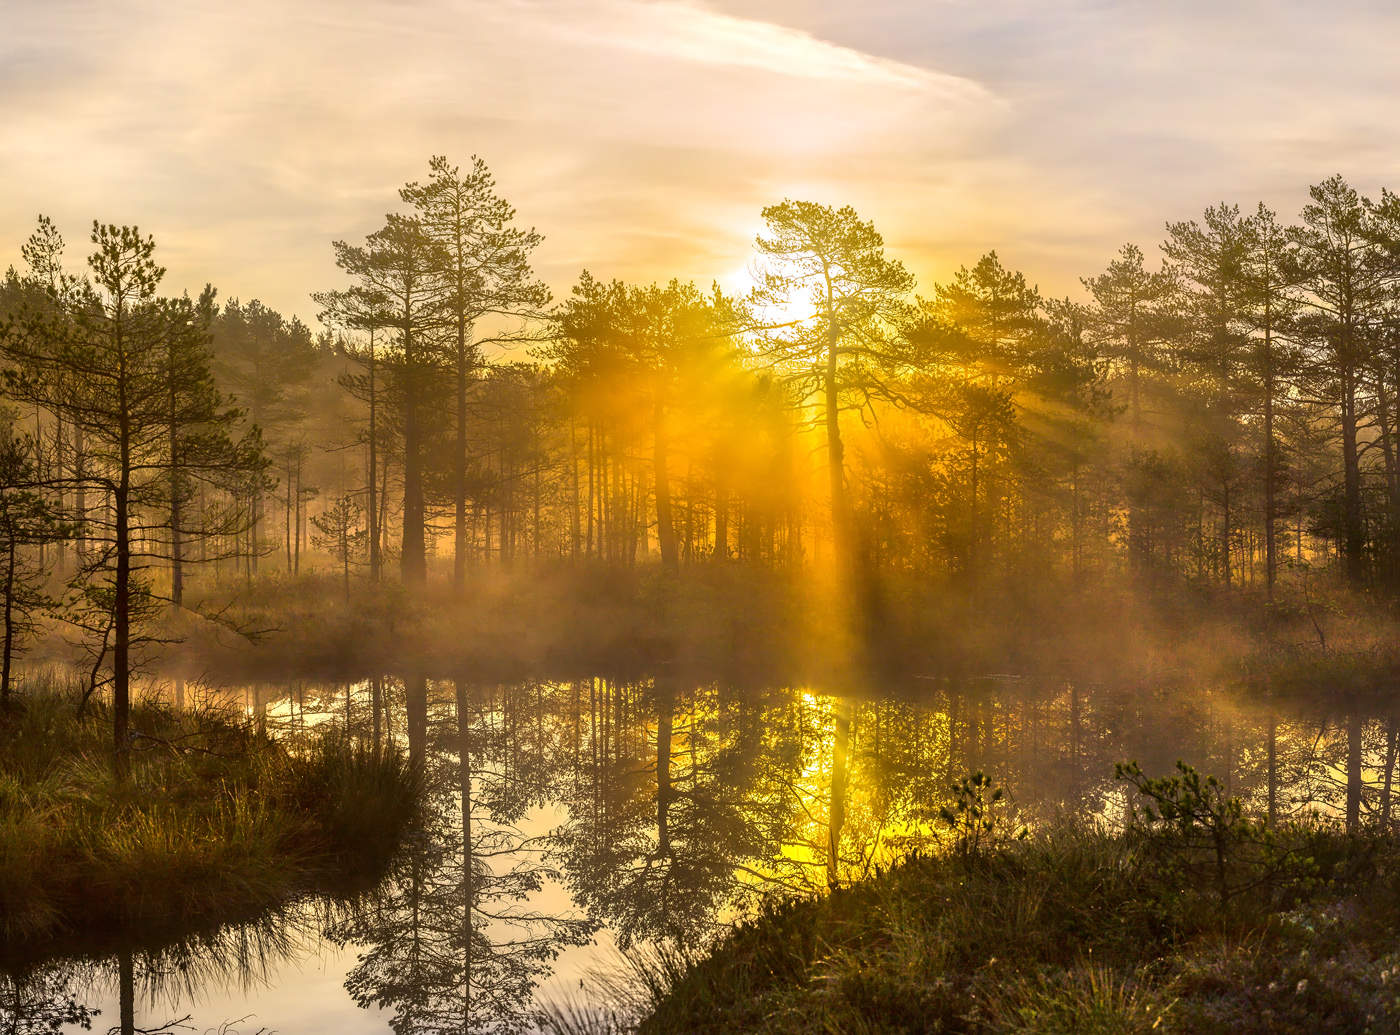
[0,692,419,956]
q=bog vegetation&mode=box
[627,765,1400,1035]
[7,158,1400,1028]
[0,680,418,956]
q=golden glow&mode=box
[13,1,1378,321]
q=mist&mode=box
[8,7,1400,1030]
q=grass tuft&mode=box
[0,691,420,958]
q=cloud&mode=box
[0,0,1004,317]
[7,0,1400,319]
[552,0,968,93]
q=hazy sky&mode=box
[5,0,1400,322]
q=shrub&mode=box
[1116,760,1317,914]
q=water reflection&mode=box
[328,676,595,1033]
[5,674,1397,1031]
[0,906,317,1034]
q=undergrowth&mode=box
[574,764,1400,1034]
[0,691,420,957]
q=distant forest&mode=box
[3,161,1400,663]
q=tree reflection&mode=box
[11,674,1400,1031]
[0,962,94,1034]
[547,675,821,948]
[0,907,307,1035]
[328,677,593,1033]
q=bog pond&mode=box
[1,673,1387,1032]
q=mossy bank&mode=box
[634,770,1400,1035]
[0,693,420,960]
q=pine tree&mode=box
[1290,176,1393,586]
[750,200,915,589]
[401,156,549,591]
[327,215,445,585]
[311,493,366,600]
[2,222,265,775]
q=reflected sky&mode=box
[3,672,1387,1032]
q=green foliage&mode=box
[937,771,1025,860]
[1116,760,1317,913]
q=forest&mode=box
[7,158,1400,1032]
[3,165,1400,694]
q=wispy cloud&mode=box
[551,0,979,95]
[4,0,1400,318]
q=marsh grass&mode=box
[0,691,420,957]
[627,816,1400,1034]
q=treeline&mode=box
[304,165,1400,603]
[5,164,1400,724]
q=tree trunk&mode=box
[115,480,130,777]
[73,425,86,561]
[453,327,470,593]
[1,534,15,707]
[569,418,581,559]
[294,453,303,576]
[365,328,380,581]
[169,367,184,605]
[284,456,293,573]
[401,316,427,584]
[1221,482,1231,587]
[114,359,132,780]
[1377,374,1400,584]
[1263,314,1278,597]
[824,306,853,585]
[1342,368,1365,585]
[654,400,678,571]
[714,482,728,561]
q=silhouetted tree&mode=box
[1290,176,1393,586]
[402,156,549,591]
[2,222,264,775]
[311,493,365,599]
[750,200,916,593]
[327,216,445,585]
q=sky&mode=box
[5,0,1400,324]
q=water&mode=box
[1,674,1387,1032]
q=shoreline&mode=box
[0,693,421,968]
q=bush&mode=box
[1116,760,1318,915]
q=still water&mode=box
[1,674,1386,1032]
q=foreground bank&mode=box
[0,693,420,959]
[631,767,1400,1035]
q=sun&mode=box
[722,260,820,330]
